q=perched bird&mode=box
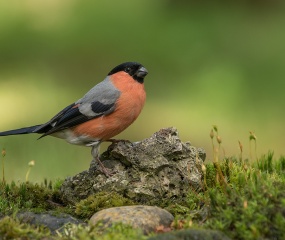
[0,62,148,175]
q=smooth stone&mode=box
[89,205,174,234]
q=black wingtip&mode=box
[37,134,47,140]
[0,125,41,136]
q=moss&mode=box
[0,216,147,240]
[256,151,285,175]
[0,180,64,215]
[58,222,147,240]
[1,152,285,239]
[203,153,285,239]
[75,191,136,219]
[0,216,51,240]
[206,179,285,239]
[165,203,191,216]
[166,152,285,239]
[205,163,216,188]
[99,222,147,240]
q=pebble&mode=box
[90,205,174,234]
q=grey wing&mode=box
[35,77,121,137]
[75,77,121,117]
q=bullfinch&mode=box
[0,62,148,176]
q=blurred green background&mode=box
[1,0,285,182]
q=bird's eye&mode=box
[125,67,131,73]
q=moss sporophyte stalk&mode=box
[25,160,35,183]
[2,148,6,184]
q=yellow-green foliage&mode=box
[75,192,135,219]
[0,181,62,214]
[203,152,285,240]
[2,150,285,240]
[58,222,147,240]
[0,216,147,240]
[205,163,216,188]
[0,216,50,239]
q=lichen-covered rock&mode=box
[60,127,205,205]
[89,205,174,235]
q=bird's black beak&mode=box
[136,66,148,78]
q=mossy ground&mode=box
[1,152,285,239]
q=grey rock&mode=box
[148,229,231,240]
[89,205,174,235]
[60,127,205,205]
[17,211,84,233]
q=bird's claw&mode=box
[96,156,117,177]
[99,166,117,177]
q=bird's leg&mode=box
[91,145,115,177]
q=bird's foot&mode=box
[96,156,116,177]
[90,145,116,177]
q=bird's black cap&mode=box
[108,62,148,83]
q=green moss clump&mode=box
[2,152,285,239]
[205,163,216,188]
[256,151,285,175]
[58,222,147,240]
[0,216,50,239]
[203,152,285,239]
[206,178,285,239]
[100,222,147,240]
[0,181,63,215]
[169,152,285,239]
[0,217,146,240]
[75,192,136,219]
[165,203,191,216]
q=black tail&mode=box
[0,125,42,136]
